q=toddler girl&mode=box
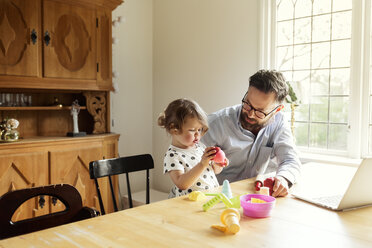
[158,98,227,198]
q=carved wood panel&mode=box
[84,91,107,134]
[49,143,103,212]
[0,0,40,77]
[43,0,96,79]
[0,151,49,221]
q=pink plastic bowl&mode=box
[240,194,276,218]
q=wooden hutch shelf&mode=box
[0,106,87,111]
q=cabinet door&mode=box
[0,0,41,77]
[43,0,97,80]
[0,151,49,222]
[96,9,112,90]
[49,143,103,212]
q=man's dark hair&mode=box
[249,69,288,103]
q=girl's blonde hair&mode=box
[158,98,208,135]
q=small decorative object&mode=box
[67,100,86,137]
[0,118,20,142]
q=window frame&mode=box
[260,0,372,159]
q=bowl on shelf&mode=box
[240,194,276,218]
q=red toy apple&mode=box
[263,177,275,196]
[213,147,226,166]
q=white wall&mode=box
[152,0,260,192]
[112,0,153,193]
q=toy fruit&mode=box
[213,147,226,165]
[263,177,275,196]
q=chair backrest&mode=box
[89,154,154,214]
[0,184,99,240]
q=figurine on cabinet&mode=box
[67,100,86,137]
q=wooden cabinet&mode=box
[0,0,122,91]
[0,134,119,220]
[0,0,121,218]
[0,150,48,222]
[0,0,41,77]
[43,0,97,80]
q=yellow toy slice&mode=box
[250,197,267,203]
[188,191,206,201]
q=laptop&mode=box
[292,158,372,211]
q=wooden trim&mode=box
[45,0,123,10]
[0,134,120,150]
[0,76,113,91]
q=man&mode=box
[201,69,301,197]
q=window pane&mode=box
[313,0,331,15]
[312,42,330,69]
[310,96,328,122]
[294,122,309,147]
[293,44,311,70]
[295,0,312,18]
[330,68,350,95]
[332,0,352,12]
[283,103,291,120]
[294,17,311,44]
[281,71,293,82]
[277,20,293,46]
[311,69,329,95]
[329,96,348,123]
[275,0,351,153]
[277,0,294,21]
[277,46,293,71]
[331,40,351,68]
[295,103,309,122]
[293,70,310,102]
[329,124,347,150]
[310,123,327,148]
[312,14,331,42]
[332,11,352,40]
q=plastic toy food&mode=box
[263,177,275,196]
[188,191,206,201]
[211,208,241,234]
[213,147,226,166]
[251,197,267,203]
[254,174,264,191]
[259,186,270,196]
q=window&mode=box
[261,0,372,158]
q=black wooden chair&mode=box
[89,154,154,215]
[0,184,99,240]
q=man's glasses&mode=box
[241,93,280,119]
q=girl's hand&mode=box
[201,147,218,167]
[214,158,229,167]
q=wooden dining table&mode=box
[1,162,372,248]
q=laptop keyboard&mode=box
[312,195,343,207]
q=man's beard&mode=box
[239,111,273,133]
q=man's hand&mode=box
[272,176,289,197]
